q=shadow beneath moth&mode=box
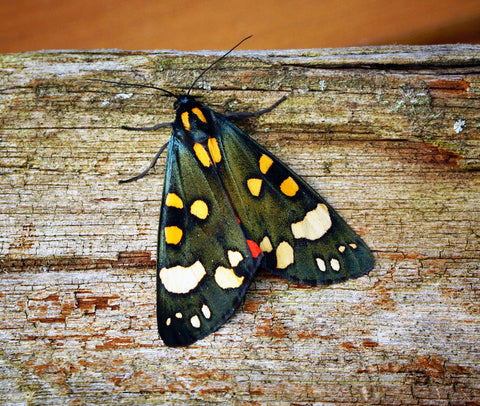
[92,37,374,347]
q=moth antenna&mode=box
[187,35,252,95]
[87,79,179,99]
[119,141,169,184]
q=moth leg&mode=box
[225,95,287,120]
[119,141,169,184]
[122,122,173,131]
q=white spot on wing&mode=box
[330,258,340,271]
[175,312,183,319]
[228,250,244,267]
[159,261,206,294]
[201,304,211,319]
[166,317,171,326]
[291,203,332,240]
[190,315,201,328]
[316,257,326,272]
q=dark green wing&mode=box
[211,111,374,285]
[157,136,261,347]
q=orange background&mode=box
[1,0,480,52]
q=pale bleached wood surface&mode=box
[0,45,479,405]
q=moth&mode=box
[96,37,374,346]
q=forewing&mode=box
[212,112,374,285]
[157,136,260,346]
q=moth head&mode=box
[174,95,198,112]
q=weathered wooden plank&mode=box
[0,45,479,405]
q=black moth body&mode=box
[109,39,374,346]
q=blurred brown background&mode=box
[1,0,480,52]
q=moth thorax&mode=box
[191,127,209,143]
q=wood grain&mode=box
[0,45,479,404]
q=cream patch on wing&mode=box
[214,266,244,289]
[259,236,273,253]
[276,241,294,269]
[159,261,206,294]
[291,203,332,240]
[228,250,244,267]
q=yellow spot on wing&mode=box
[190,200,209,219]
[280,176,299,197]
[190,315,201,328]
[247,178,263,196]
[159,260,206,294]
[191,107,207,123]
[193,143,211,167]
[201,304,211,319]
[181,111,190,131]
[165,193,184,209]
[259,236,273,253]
[259,154,273,174]
[166,317,171,326]
[276,241,294,269]
[208,137,222,163]
[338,245,346,253]
[164,226,183,245]
[175,312,183,319]
[228,250,244,267]
[349,243,357,249]
[214,266,244,289]
[291,203,332,240]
